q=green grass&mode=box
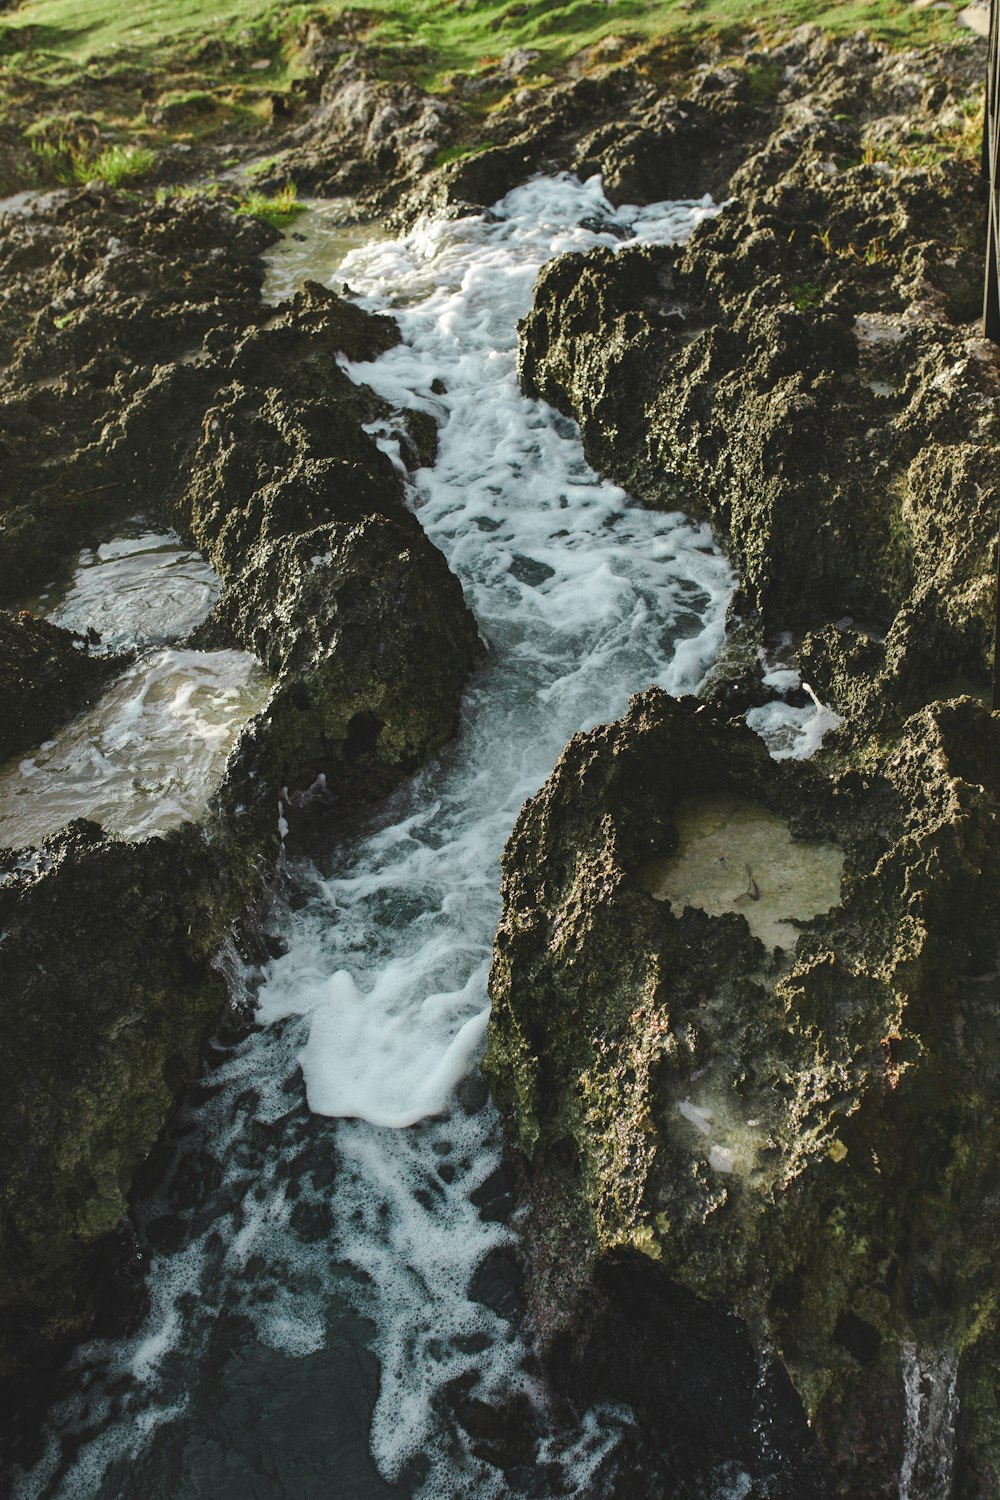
[789,279,825,310]
[236,178,304,225]
[433,139,496,168]
[0,0,973,95]
[245,153,280,179]
[30,134,155,184]
[84,141,156,183]
[0,0,979,194]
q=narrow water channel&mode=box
[11,175,828,1499]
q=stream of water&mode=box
[10,175,839,1499]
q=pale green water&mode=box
[0,649,269,849]
[637,794,845,951]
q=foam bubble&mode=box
[745,682,842,761]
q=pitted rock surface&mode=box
[486,690,1000,1496]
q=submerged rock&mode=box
[485,689,1000,1496]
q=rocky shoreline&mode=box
[1,14,997,1497]
[483,25,1000,1500]
[0,183,479,1391]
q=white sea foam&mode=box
[745,681,842,761]
[255,172,732,1491]
[12,175,736,1500]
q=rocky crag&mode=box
[1,14,997,1495]
[517,31,995,739]
[0,189,479,1387]
[484,25,1000,1500]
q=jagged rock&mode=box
[272,59,466,198]
[516,37,997,736]
[0,189,277,600]
[0,193,479,1386]
[485,689,1000,1497]
[0,611,123,762]
[0,819,252,1373]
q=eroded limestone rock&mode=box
[0,194,479,1385]
[486,690,1000,1496]
[517,38,996,738]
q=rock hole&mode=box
[344,711,383,756]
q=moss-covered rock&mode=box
[486,689,1000,1496]
[516,38,996,738]
[0,194,480,1387]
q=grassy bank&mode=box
[0,0,981,193]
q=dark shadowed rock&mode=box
[0,190,479,1387]
[0,611,124,762]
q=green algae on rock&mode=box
[485,689,1000,1497]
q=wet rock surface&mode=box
[0,819,240,1374]
[0,186,479,1385]
[517,31,997,738]
[484,31,1000,1497]
[486,687,1000,1496]
[1,16,997,1495]
[0,610,123,762]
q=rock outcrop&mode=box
[0,190,479,1383]
[486,689,1000,1496]
[517,32,996,738]
[482,29,1000,1498]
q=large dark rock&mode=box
[0,820,245,1372]
[516,35,996,736]
[0,194,480,1387]
[485,689,1000,1497]
[0,611,123,762]
[0,189,278,601]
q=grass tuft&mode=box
[79,143,156,185]
[31,135,156,186]
[789,280,825,311]
[235,178,304,225]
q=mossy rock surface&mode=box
[0,188,479,1386]
[0,819,240,1370]
[516,33,996,740]
[486,688,1000,1496]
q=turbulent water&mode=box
[24,527,222,652]
[11,175,836,1499]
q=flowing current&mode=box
[14,175,763,1498]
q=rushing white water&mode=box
[12,174,761,1499]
